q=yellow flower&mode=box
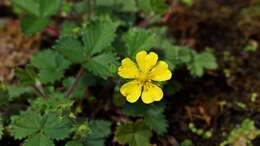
[118,51,172,104]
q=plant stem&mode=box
[65,67,85,98]
[33,82,47,99]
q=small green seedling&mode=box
[220,119,260,146]
[188,123,213,139]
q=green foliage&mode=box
[5,1,222,146]
[123,28,157,57]
[188,123,212,139]
[10,110,73,145]
[85,120,112,146]
[7,85,33,101]
[66,141,83,146]
[115,120,152,146]
[220,119,260,146]
[164,44,218,77]
[123,103,168,135]
[180,139,194,146]
[96,0,137,12]
[82,17,119,55]
[31,50,71,83]
[187,52,218,77]
[180,0,193,6]
[55,17,119,79]
[15,65,38,86]
[137,0,168,14]
[55,37,85,63]
[20,15,50,35]
[83,53,118,79]
[0,116,3,140]
[11,0,62,35]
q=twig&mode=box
[65,67,85,98]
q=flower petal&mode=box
[136,51,158,73]
[120,80,142,103]
[141,82,163,104]
[118,58,139,79]
[149,61,172,81]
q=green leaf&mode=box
[123,28,157,57]
[24,133,54,146]
[96,0,137,12]
[10,110,73,142]
[39,0,62,17]
[115,120,152,146]
[83,53,118,79]
[181,0,193,6]
[42,112,72,140]
[82,17,118,55]
[7,86,33,101]
[11,0,40,16]
[15,65,37,86]
[143,108,168,135]
[85,120,112,146]
[188,52,217,77]
[66,141,83,146]
[122,103,168,135]
[31,50,71,83]
[10,111,42,139]
[137,0,167,13]
[61,21,78,37]
[55,37,85,63]
[21,15,50,35]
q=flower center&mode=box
[137,71,150,83]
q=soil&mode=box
[0,0,260,146]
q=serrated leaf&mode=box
[43,112,72,140]
[10,111,42,139]
[123,28,157,57]
[122,103,168,135]
[85,120,112,146]
[83,53,118,79]
[39,0,62,17]
[55,37,85,63]
[24,133,54,146]
[21,15,50,35]
[11,0,40,16]
[66,141,83,146]
[144,108,168,135]
[7,85,33,101]
[31,50,71,83]
[82,17,118,55]
[10,111,72,142]
[115,120,152,146]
